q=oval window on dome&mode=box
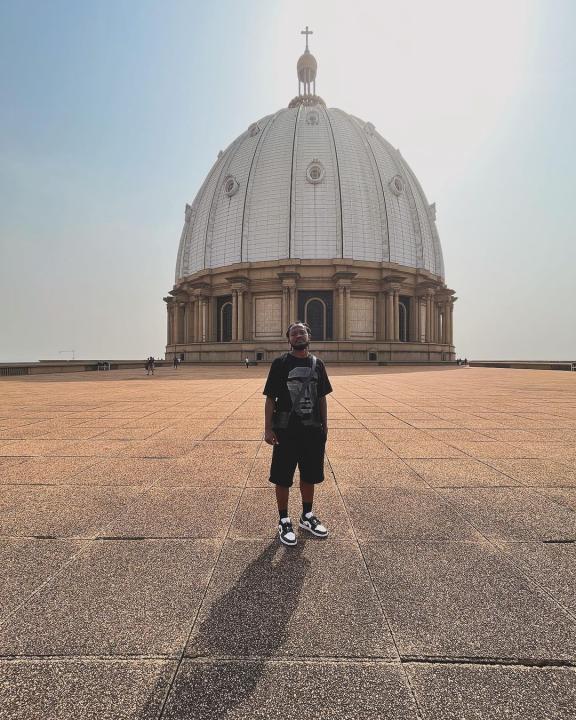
[389,175,405,196]
[306,161,325,185]
[223,176,239,197]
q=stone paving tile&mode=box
[0,485,140,538]
[370,428,430,442]
[358,415,412,428]
[187,540,396,659]
[155,455,252,487]
[69,458,174,486]
[0,439,81,457]
[102,488,240,538]
[187,440,260,461]
[118,437,198,458]
[0,539,84,619]
[499,542,576,613]
[329,458,424,488]
[423,428,494,442]
[0,658,175,720]
[0,539,220,656]
[342,488,482,540]
[1,457,103,486]
[405,458,518,487]
[446,441,538,459]
[438,487,576,541]
[362,541,576,662]
[384,440,466,459]
[207,426,265,441]
[540,487,576,512]
[515,443,576,460]
[89,427,158,441]
[326,440,395,459]
[406,663,576,720]
[483,458,576,487]
[230,486,351,539]
[162,660,417,720]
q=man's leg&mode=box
[275,484,289,520]
[300,480,314,516]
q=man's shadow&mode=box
[167,540,310,718]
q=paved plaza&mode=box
[1,365,575,719]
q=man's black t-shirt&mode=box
[263,353,332,429]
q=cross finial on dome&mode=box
[301,25,313,52]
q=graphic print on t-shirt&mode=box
[287,366,317,419]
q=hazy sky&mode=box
[1,0,574,362]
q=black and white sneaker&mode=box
[299,512,328,538]
[278,517,297,546]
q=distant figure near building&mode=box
[173,356,179,369]
[245,357,250,368]
[146,357,155,375]
[263,321,332,547]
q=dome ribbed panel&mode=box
[176,155,225,281]
[358,123,421,271]
[398,154,445,279]
[330,110,385,261]
[182,150,231,277]
[397,155,438,276]
[243,109,297,262]
[291,106,340,259]
[207,123,269,269]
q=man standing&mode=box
[263,322,332,546]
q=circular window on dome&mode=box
[306,110,319,126]
[364,122,375,136]
[389,174,405,196]
[223,176,239,197]
[306,160,325,185]
[248,122,260,137]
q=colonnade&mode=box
[167,285,454,346]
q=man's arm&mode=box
[264,396,279,445]
[319,395,328,437]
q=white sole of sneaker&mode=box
[299,521,328,538]
[278,530,297,546]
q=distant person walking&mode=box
[173,356,179,369]
[145,357,155,375]
[263,321,332,547]
[245,357,250,369]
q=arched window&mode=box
[220,302,232,342]
[304,298,326,340]
[399,302,408,342]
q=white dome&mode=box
[175,106,445,282]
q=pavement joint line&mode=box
[154,384,263,720]
[324,405,425,720]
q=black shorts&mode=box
[269,427,326,488]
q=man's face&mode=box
[289,324,310,350]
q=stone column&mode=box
[410,297,419,342]
[448,300,454,345]
[172,303,180,344]
[393,290,400,341]
[282,287,289,332]
[232,290,238,341]
[201,298,207,343]
[344,287,351,339]
[167,305,173,345]
[386,292,394,340]
[289,287,296,323]
[338,286,345,340]
[377,292,386,341]
[237,290,244,341]
[425,292,432,343]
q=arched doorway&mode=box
[305,298,326,340]
[399,302,407,342]
[220,302,232,342]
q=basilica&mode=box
[165,29,456,363]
